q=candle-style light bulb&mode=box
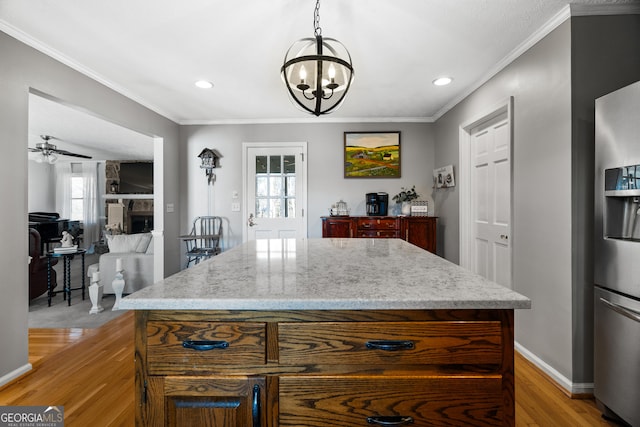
[326,63,339,91]
[328,64,336,80]
[299,65,307,84]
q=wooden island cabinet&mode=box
[122,239,530,427]
[322,216,437,253]
[136,308,514,427]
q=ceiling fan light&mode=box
[47,153,58,164]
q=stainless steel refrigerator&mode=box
[594,80,640,427]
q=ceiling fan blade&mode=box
[53,148,92,159]
[28,147,41,153]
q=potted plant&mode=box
[392,185,419,215]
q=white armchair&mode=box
[100,233,154,294]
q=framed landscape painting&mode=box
[344,131,401,178]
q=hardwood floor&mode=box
[0,312,134,426]
[0,313,621,426]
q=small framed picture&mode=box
[434,165,455,188]
[344,131,401,178]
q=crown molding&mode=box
[4,2,638,127]
[0,20,180,124]
[179,116,434,126]
[431,5,572,121]
[570,3,640,16]
[432,3,640,121]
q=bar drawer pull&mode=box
[252,384,260,427]
[367,415,414,425]
[182,340,229,351]
[365,340,415,351]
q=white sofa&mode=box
[99,233,154,294]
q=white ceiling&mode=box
[2,0,640,140]
[28,93,154,161]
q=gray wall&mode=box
[435,20,574,379]
[0,31,181,385]
[433,15,640,387]
[180,123,435,250]
[28,162,55,212]
[569,14,640,384]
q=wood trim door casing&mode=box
[459,97,514,276]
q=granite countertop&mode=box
[119,238,531,311]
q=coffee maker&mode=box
[366,192,389,216]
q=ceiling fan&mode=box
[28,135,92,163]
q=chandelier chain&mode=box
[313,0,321,37]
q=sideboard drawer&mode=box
[356,218,398,230]
[278,321,503,366]
[356,230,399,238]
[279,375,503,426]
[146,321,266,374]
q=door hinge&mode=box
[301,153,304,162]
[302,208,305,217]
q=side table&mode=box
[46,249,86,306]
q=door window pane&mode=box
[256,156,267,174]
[270,156,282,174]
[270,176,283,197]
[270,198,282,218]
[256,176,268,197]
[254,154,296,219]
[256,199,268,218]
[286,176,296,197]
[284,155,295,174]
[286,199,296,218]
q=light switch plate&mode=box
[166,203,174,213]
[231,202,240,212]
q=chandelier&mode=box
[281,0,354,116]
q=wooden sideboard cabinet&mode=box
[135,309,515,426]
[321,216,437,253]
[321,216,353,238]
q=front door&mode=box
[471,114,511,287]
[243,143,307,241]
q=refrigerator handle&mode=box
[600,297,640,323]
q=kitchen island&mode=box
[121,238,530,426]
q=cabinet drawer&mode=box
[146,322,266,374]
[279,375,503,426]
[356,230,399,238]
[357,218,398,230]
[279,321,502,365]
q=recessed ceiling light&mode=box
[433,77,453,86]
[195,80,214,89]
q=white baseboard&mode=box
[0,363,32,388]
[515,342,594,396]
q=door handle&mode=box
[248,213,258,227]
[500,234,509,240]
[600,297,640,323]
